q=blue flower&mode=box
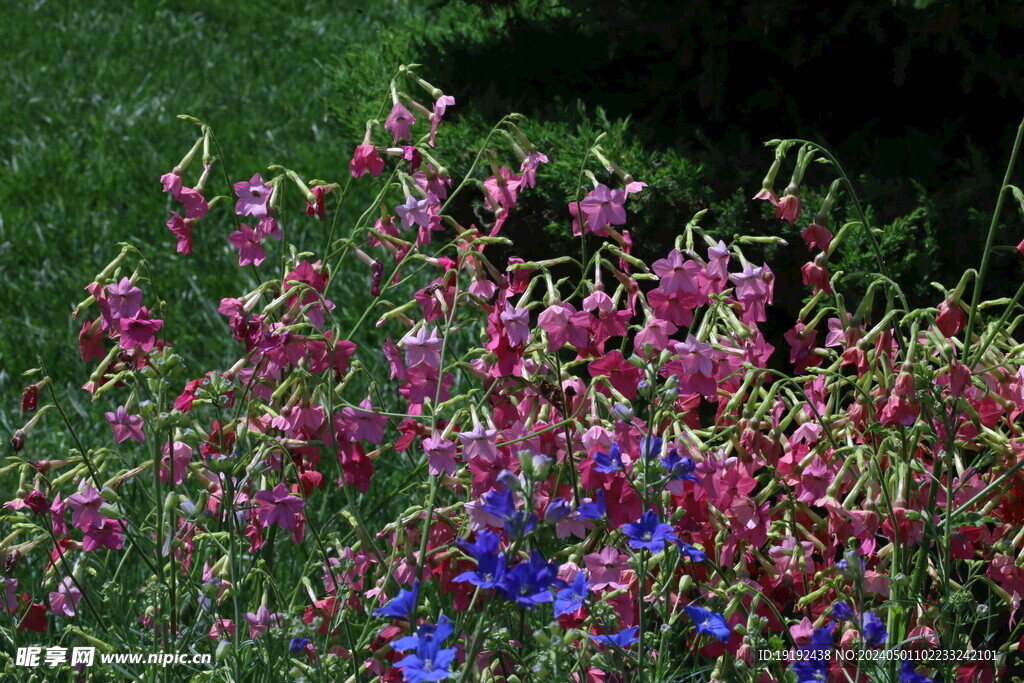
[453,530,506,589]
[577,489,606,520]
[504,510,536,539]
[861,611,887,647]
[590,626,639,648]
[622,510,678,552]
[682,605,731,643]
[900,658,934,683]
[791,625,834,683]
[554,572,589,617]
[373,580,419,620]
[593,443,624,473]
[830,601,854,622]
[639,436,663,461]
[495,551,565,608]
[481,489,516,520]
[544,497,572,523]
[674,540,707,562]
[661,449,700,482]
[289,637,310,654]
[392,616,457,683]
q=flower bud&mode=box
[612,403,634,422]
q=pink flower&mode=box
[499,303,530,347]
[801,221,833,252]
[252,483,305,531]
[244,605,283,639]
[423,434,458,476]
[305,185,329,221]
[233,174,272,218]
[519,150,548,189]
[800,260,832,294]
[402,325,443,368]
[459,423,498,462]
[384,102,415,143]
[67,485,105,531]
[395,194,434,231]
[569,184,627,237]
[584,547,630,590]
[935,300,965,338]
[229,225,266,267]
[350,144,385,178]
[105,277,143,320]
[784,323,818,372]
[179,187,209,220]
[752,187,779,205]
[160,171,183,200]
[104,405,145,444]
[166,211,194,254]
[118,307,163,352]
[428,95,455,146]
[159,442,193,486]
[775,188,800,224]
[652,250,700,294]
[483,167,523,211]
[49,577,82,618]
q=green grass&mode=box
[0,0,421,445]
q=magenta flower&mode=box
[233,173,272,219]
[459,423,498,462]
[252,483,305,531]
[82,517,123,551]
[350,144,386,178]
[166,211,194,254]
[105,277,143,320]
[402,325,443,368]
[49,577,82,618]
[423,433,458,476]
[385,102,416,143]
[67,485,104,531]
[519,150,548,189]
[160,171,183,200]
[584,546,630,590]
[588,350,643,400]
[395,194,434,231]
[340,398,388,445]
[652,250,701,294]
[499,303,530,347]
[179,187,209,221]
[159,441,193,486]
[104,405,145,444]
[775,188,801,224]
[229,224,267,267]
[118,307,163,352]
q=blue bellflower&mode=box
[661,449,700,482]
[554,572,589,617]
[454,530,506,589]
[639,436,663,461]
[682,605,731,643]
[594,443,625,473]
[392,616,457,683]
[373,580,419,620]
[830,601,854,621]
[577,489,606,520]
[622,510,678,552]
[544,497,572,523]
[861,611,888,647]
[590,626,639,648]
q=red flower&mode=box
[588,350,642,400]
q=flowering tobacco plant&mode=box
[4,65,1024,683]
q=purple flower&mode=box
[244,605,283,639]
[289,637,310,654]
[590,627,639,648]
[682,605,731,643]
[496,551,565,608]
[252,483,305,531]
[661,449,700,482]
[577,489,606,520]
[900,659,934,683]
[544,498,572,523]
[831,601,854,621]
[48,576,82,617]
[104,405,145,444]
[105,277,142,320]
[675,540,707,562]
[622,510,678,552]
[392,616,457,683]
[403,325,443,368]
[233,173,272,219]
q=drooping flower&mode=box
[166,211,194,254]
[385,102,416,144]
[229,224,267,267]
[252,483,305,531]
[682,605,731,643]
[104,405,145,444]
[428,95,455,146]
[350,144,385,178]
